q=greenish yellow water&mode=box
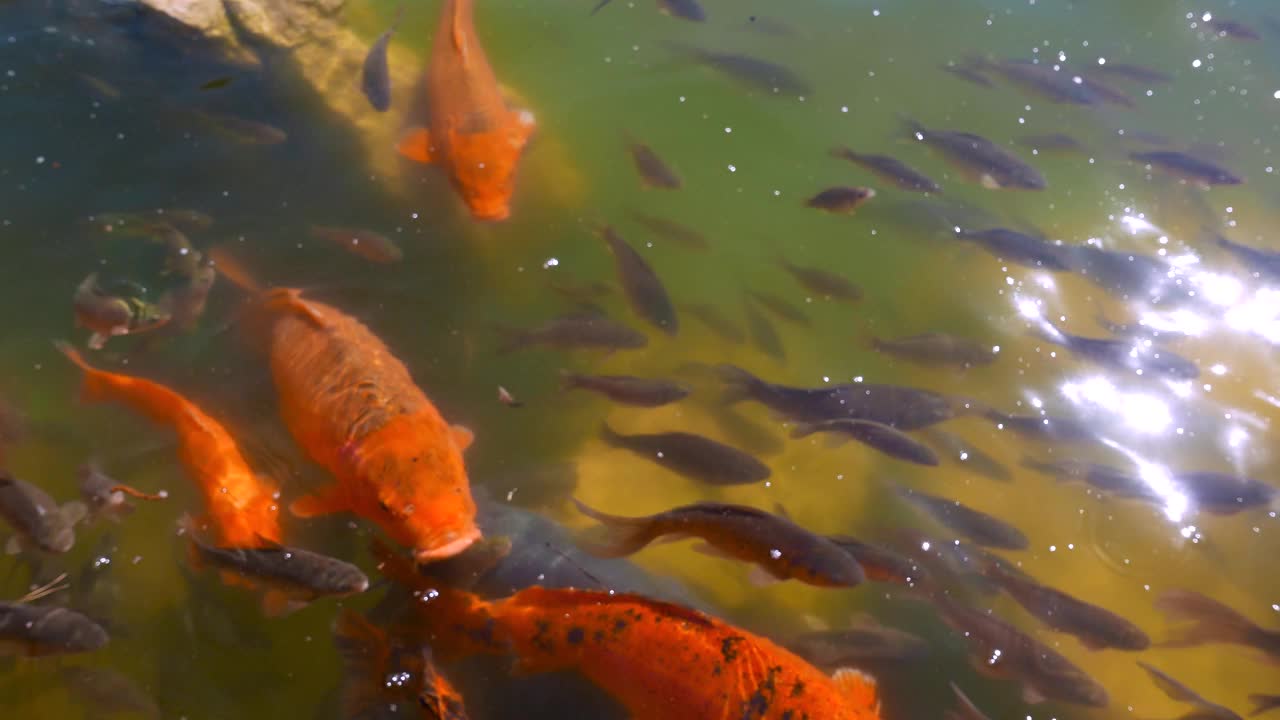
[1,0,1279,717]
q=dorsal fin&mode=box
[450,0,472,66]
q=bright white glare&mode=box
[1224,288,1280,344]
[1210,363,1227,376]
[1192,270,1245,307]
[1119,215,1159,235]
[1017,298,1042,320]
[1061,375,1172,435]
[1138,309,1210,337]
[1226,426,1248,449]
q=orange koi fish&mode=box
[211,248,480,562]
[334,608,470,719]
[375,544,883,720]
[397,0,537,221]
[55,343,281,548]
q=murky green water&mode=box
[2,0,1279,717]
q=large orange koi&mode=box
[397,0,536,221]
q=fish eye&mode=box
[377,499,392,513]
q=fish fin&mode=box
[1154,589,1260,648]
[747,564,783,587]
[715,364,761,405]
[788,422,818,439]
[597,422,625,448]
[800,613,831,631]
[570,497,654,557]
[289,484,349,518]
[396,128,435,164]
[451,424,474,451]
[832,668,881,715]
[261,589,305,618]
[689,541,733,559]
[1021,685,1046,704]
[205,245,263,294]
[260,288,327,329]
[772,502,793,520]
[60,500,88,527]
[4,535,22,555]
[1249,694,1280,717]
[87,333,108,350]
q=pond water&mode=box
[1,0,1278,718]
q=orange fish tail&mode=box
[206,245,262,294]
[57,341,188,427]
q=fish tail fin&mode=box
[1155,589,1262,648]
[597,422,625,447]
[206,245,262,295]
[54,340,115,405]
[714,363,760,405]
[788,422,819,439]
[1248,694,1280,717]
[570,498,655,558]
[491,323,529,355]
[558,369,580,391]
[828,146,856,162]
[896,114,926,139]
[832,667,881,717]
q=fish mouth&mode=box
[413,526,482,563]
[466,202,511,222]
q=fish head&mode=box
[34,519,76,554]
[447,109,535,222]
[371,465,481,564]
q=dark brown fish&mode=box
[572,499,865,587]
[743,297,786,361]
[1155,589,1280,661]
[77,462,135,522]
[904,118,1046,190]
[792,419,939,467]
[747,290,811,327]
[1032,320,1201,380]
[825,534,921,585]
[1091,62,1174,85]
[776,257,863,302]
[704,402,786,458]
[1137,661,1242,719]
[1250,694,1280,717]
[599,422,770,486]
[955,228,1070,270]
[788,617,931,667]
[309,225,403,263]
[831,148,941,193]
[681,302,745,344]
[61,666,160,719]
[983,561,1150,650]
[1017,133,1083,153]
[602,226,678,335]
[1132,151,1242,186]
[549,279,615,307]
[895,486,1028,550]
[496,312,648,353]
[920,428,1012,483]
[676,45,812,96]
[989,412,1097,443]
[941,62,994,88]
[184,517,369,616]
[199,76,233,91]
[0,602,108,656]
[806,186,876,214]
[627,139,682,189]
[928,594,1109,707]
[718,364,968,430]
[627,211,710,251]
[1215,233,1280,280]
[360,6,402,112]
[192,110,288,145]
[561,371,690,407]
[1210,18,1260,41]
[658,0,705,21]
[0,472,84,554]
[988,59,1132,107]
[869,332,996,369]
[947,683,993,720]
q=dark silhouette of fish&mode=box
[626,138,682,189]
[627,211,709,251]
[989,412,1097,443]
[673,44,812,96]
[603,226,678,335]
[904,118,1046,190]
[955,227,1070,270]
[1032,320,1200,380]
[1215,232,1280,280]
[1137,661,1243,719]
[869,332,996,369]
[940,62,994,88]
[776,256,863,302]
[831,148,941,193]
[806,186,875,214]
[599,423,771,486]
[496,312,648,353]
[360,6,403,112]
[681,303,745,343]
[746,290,810,326]
[561,372,690,407]
[895,486,1029,550]
[1155,589,1280,662]
[743,296,786,361]
[788,617,931,667]
[1132,151,1242,186]
[792,419,939,467]
[1056,244,1178,301]
[983,561,1150,650]
[920,428,1012,482]
[1210,18,1260,41]
[1091,62,1173,85]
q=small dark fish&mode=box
[746,290,810,327]
[184,517,369,616]
[192,111,288,145]
[0,472,84,554]
[599,422,770,486]
[549,279,615,307]
[983,561,1150,650]
[561,371,690,407]
[990,60,1133,108]
[0,602,108,656]
[892,529,1005,596]
[947,683,993,720]
[989,412,1097,443]
[626,139,682,190]
[788,617,931,667]
[497,386,523,408]
[1215,233,1280,280]
[78,462,135,522]
[658,0,705,22]
[825,534,921,585]
[72,273,172,350]
[920,428,1012,483]
[573,499,864,587]
[905,119,1046,190]
[831,148,941,193]
[1138,661,1242,720]
[199,76,233,91]
[627,211,709,251]
[1178,471,1277,516]
[1033,321,1201,380]
[955,228,1070,270]
[1056,244,1176,301]
[1017,133,1083,153]
[677,45,812,96]
[743,297,786,361]
[61,666,160,719]
[496,312,648,353]
[869,332,996,368]
[602,226,678,335]
[703,402,786,458]
[1250,695,1280,717]
[1210,19,1260,41]
[806,186,876,214]
[1131,151,1242,186]
[1091,62,1174,85]
[1155,589,1280,662]
[309,225,403,263]
[743,14,796,37]
[775,257,863,302]
[941,62,994,88]
[895,486,1029,550]
[681,303,745,344]
[718,364,969,430]
[792,419,939,467]
[360,6,403,112]
[928,594,1109,707]
[1022,457,1161,502]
